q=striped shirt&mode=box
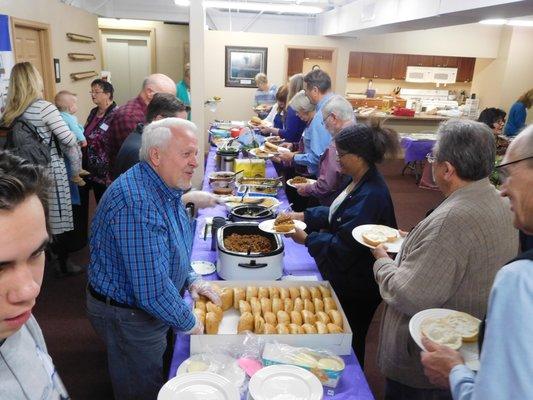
[23,100,77,234]
[254,85,277,106]
[88,162,198,331]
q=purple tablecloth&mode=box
[168,147,374,400]
[401,137,436,163]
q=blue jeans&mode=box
[385,378,453,400]
[86,290,169,400]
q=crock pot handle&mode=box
[238,260,267,268]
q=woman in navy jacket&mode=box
[287,122,399,366]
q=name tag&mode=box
[100,123,109,131]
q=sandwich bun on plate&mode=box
[444,312,480,342]
[250,116,263,126]
[273,213,295,233]
[420,317,463,350]
[264,141,279,153]
[362,225,398,246]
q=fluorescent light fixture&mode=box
[508,20,533,27]
[479,19,507,25]
[174,0,190,6]
[204,1,323,14]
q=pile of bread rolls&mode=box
[193,284,344,335]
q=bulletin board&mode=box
[0,14,15,115]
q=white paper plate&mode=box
[409,308,481,371]
[258,144,290,154]
[158,372,240,400]
[248,120,272,128]
[258,219,307,235]
[224,197,281,212]
[248,148,274,159]
[286,177,317,188]
[351,224,404,253]
[249,365,323,400]
[191,261,216,275]
[177,353,246,390]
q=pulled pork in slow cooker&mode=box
[224,233,273,253]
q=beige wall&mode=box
[98,18,189,85]
[2,0,100,123]
[203,24,504,123]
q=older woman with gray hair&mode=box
[371,119,518,400]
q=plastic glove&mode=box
[189,279,222,306]
[182,190,219,209]
[184,313,204,335]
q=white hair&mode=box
[322,95,355,122]
[289,90,315,113]
[139,117,197,162]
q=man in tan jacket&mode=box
[371,119,518,400]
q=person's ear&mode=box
[149,147,161,166]
[442,161,456,181]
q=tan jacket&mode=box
[373,178,518,388]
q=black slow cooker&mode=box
[228,204,274,223]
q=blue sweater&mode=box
[504,101,527,136]
[277,106,307,144]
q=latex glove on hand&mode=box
[189,279,222,306]
[182,190,219,209]
[184,314,204,335]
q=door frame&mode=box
[10,17,55,101]
[99,27,156,74]
[285,45,338,90]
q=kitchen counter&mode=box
[355,113,451,121]
[354,112,458,133]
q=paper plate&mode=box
[286,177,317,188]
[258,219,307,235]
[249,365,323,400]
[258,144,290,154]
[191,261,216,276]
[158,372,240,400]
[248,148,274,159]
[177,353,246,390]
[409,308,481,371]
[351,224,404,253]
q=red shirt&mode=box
[107,96,147,169]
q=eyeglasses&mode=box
[322,113,333,126]
[426,153,437,163]
[89,90,104,95]
[494,155,533,182]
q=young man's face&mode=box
[0,195,48,340]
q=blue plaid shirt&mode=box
[88,161,197,331]
[254,85,277,106]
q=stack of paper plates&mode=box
[158,372,239,400]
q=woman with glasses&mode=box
[285,121,399,366]
[478,107,509,155]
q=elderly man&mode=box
[420,125,533,400]
[371,119,517,400]
[87,118,220,400]
[295,94,354,206]
[0,152,69,399]
[107,73,177,170]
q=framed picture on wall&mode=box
[225,46,267,88]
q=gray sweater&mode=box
[0,315,69,399]
[373,178,518,389]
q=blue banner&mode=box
[0,14,11,51]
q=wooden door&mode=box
[347,52,362,78]
[407,55,434,67]
[360,53,377,79]
[287,48,305,77]
[392,54,408,80]
[456,57,476,82]
[374,53,393,79]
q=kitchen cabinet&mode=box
[391,54,409,80]
[407,55,434,67]
[456,57,476,82]
[360,53,377,79]
[360,52,393,79]
[304,49,332,60]
[348,52,362,78]
[287,48,305,77]
[433,56,458,68]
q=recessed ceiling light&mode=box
[204,1,323,14]
[479,19,508,25]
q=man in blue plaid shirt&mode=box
[87,117,220,400]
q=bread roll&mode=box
[327,323,343,333]
[206,302,223,320]
[299,286,311,300]
[327,309,343,328]
[323,297,338,313]
[302,323,318,334]
[254,314,265,334]
[283,298,294,313]
[289,287,300,300]
[316,311,331,325]
[293,298,304,313]
[313,298,324,313]
[301,310,316,325]
[220,288,233,311]
[271,298,282,314]
[211,283,221,294]
[206,312,220,334]
[290,310,303,325]
[315,321,328,334]
[264,323,276,334]
[195,299,206,312]
[260,297,272,314]
[445,312,480,343]
[258,286,269,299]
[276,323,290,334]
[304,299,315,313]
[277,310,290,325]
[279,287,290,300]
[288,323,304,334]
[264,311,277,326]
[309,286,322,300]
[250,297,261,315]
[246,286,258,302]
[239,299,251,314]
[318,285,331,298]
[268,287,280,299]
[238,311,254,333]
[233,287,245,309]
[193,309,206,327]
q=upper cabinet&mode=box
[287,48,305,77]
[353,52,393,79]
[407,55,434,67]
[392,54,409,80]
[456,57,476,82]
[433,56,458,68]
[304,49,332,60]
[348,52,362,78]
